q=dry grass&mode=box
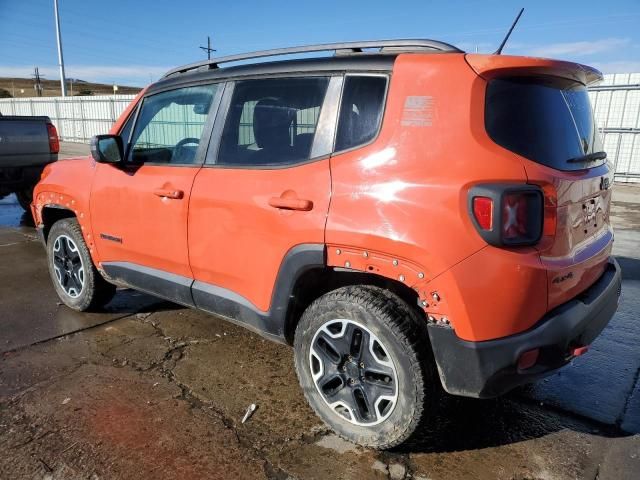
[0,77,141,98]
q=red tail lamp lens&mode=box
[518,348,540,370]
[47,123,60,153]
[542,184,558,238]
[502,193,530,240]
[472,196,493,230]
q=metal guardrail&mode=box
[590,84,640,92]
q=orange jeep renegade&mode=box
[32,40,621,448]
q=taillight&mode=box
[540,183,558,238]
[472,197,493,230]
[468,184,543,247]
[501,191,542,244]
[47,123,60,154]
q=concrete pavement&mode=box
[0,144,638,479]
[58,141,90,159]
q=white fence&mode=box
[0,74,639,181]
[0,95,136,143]
[590,73,640,183]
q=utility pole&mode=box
[199,36,216,60]
[32,67,44,97]
[54,0,67,96]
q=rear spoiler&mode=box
[465,54,603,86]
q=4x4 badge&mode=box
[552,272,574,284]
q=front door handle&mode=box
[269,193,313,211]
[154,188,184,199]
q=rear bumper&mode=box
[428,257,622,398]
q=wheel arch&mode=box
[283,263,426,345]
[170,243,429,345]
[40,204,77,243]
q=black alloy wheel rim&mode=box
[309,319,398,426]
[52,234,85,298]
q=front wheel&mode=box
[294,285,437,449]
[47,218,116,311]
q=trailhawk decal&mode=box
[99,233,123,244]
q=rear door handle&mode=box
[268,195,313,211]
[154,188,184,199]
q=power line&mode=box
[32,67,44,97]
[199,36,216,60]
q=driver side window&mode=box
[129,84,219,165]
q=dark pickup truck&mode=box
[0,114,59,211]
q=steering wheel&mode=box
[172,137,200,163]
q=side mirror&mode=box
[90,135,123,164]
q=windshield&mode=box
[485,76,604,171]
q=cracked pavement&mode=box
[0,148,638,479]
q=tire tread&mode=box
[294,285,435,449]
[48,218,116,311]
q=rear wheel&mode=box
[47,218,116,311]
[294,285,437,448]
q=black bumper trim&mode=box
[428,258,622,398]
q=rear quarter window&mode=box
[485,76,604,171]
[335,75,387,152]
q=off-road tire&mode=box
[16,189,33,212]
[294,285,437,449]
[47,218,116,311]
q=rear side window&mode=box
[129,84,219,165]
[486,76,604,171]
[217,77,329,167]
[335,76,387,152]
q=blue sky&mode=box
[1,0,639,87]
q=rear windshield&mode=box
[485,76,604,171]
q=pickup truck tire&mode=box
[47,218,116,311]
[16,189,33,212]
[293,285,437,449]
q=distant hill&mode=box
[0,77,142,98]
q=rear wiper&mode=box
[567,151,607,164]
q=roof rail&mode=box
[163,39,463,78]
